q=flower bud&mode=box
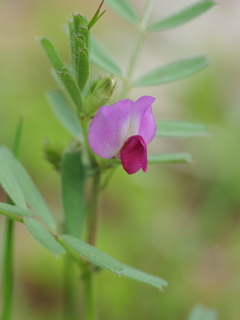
[83,76,116,114]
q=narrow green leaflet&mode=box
[0,149,26,209]
[134,56,209,87]
[46,90,83,142]
[88,0,106,30]
[0,146,56,230]
[61,235,124,273]
[68,20,76,70]
[57,68,83,111]
[90,36,123,78]
[148,153,192,164]
[72,13,90,91]
[187,305,218,320]
[61,152,86,238]
[119,264,168,289]
[13,116,24,158]
[148,1,215,32]
[61,235,167,288]
[104,0,139,24]
[40,37,64,71]
[0,202,34,218]
[76,48,89,92]
[156,120,208,138]
[25,219,65,255]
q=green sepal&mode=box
[84,76,116,114]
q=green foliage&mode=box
[120,264,168,289]
[46,90,83,141]
[61,151,86,238]
[90,36,123,77]
[25,218,65,255]
[148,153,192,164]
[88,0,106,30]
[62,234,168,288]
[72,13,90,91]
[76,47,89,92]
[0,147,56,230]
[156,120,208,138]
[0,148,26,209]
[104,0,139,24]
[56,68,83,111]
[42,140,64,171]
[187,305,218,320]
[0,203,34,218]
[13,116,24,158]
[40,37,64,71]
[134,56,209,86]
[148,0,215,32]
[62,234,124,272]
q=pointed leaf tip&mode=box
[148,0,215,32]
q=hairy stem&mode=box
[120,0,156,99]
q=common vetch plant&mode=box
[0,1,217,319]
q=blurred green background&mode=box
[0,0,240,319]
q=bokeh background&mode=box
[0,0,240,319]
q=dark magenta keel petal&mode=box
[120,135,148,174]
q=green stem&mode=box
[1,218,14,320]
[87,171,101,246]
[83,269,95,320]
[63,257,78,320]
[120,0,156,99]
[1,118,23,320]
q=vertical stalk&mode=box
[1,118,23,320]
[1,218,14,320]
[81,170,101,320]
[63,257,78,320]
[87,171,101,247]
[120,0,156,99]
[83,269,95,320]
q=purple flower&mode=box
[88,96,156,174]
